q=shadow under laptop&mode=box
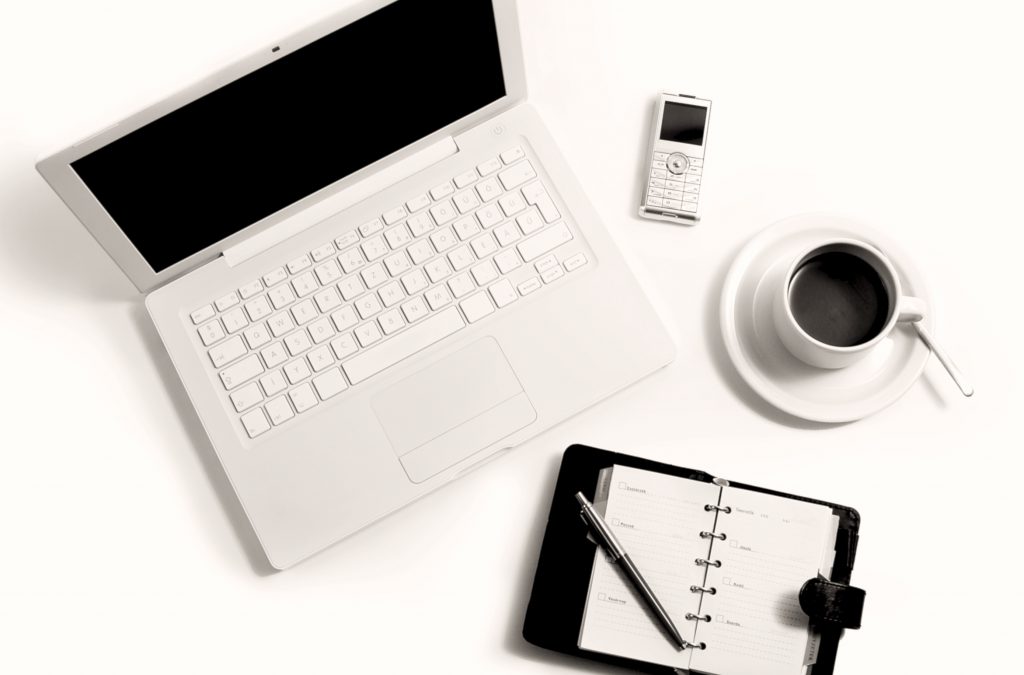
[1,159,135,302]
[500,452,625,674]
[129,302,277,577]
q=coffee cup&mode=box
[772,238,927,369]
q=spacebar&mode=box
[342,307,466,385]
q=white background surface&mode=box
[2,0,1022,672]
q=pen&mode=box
[575,492,687,650]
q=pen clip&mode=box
[580,510,600,546]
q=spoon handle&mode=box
[913,323,974,397]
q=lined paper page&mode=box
[578,465,720,668]
[689,488,837,675]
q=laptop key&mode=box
[209,335,247,369]
[265,396,294,426]
[262,267,287,287]
[260,370,288,397]
[454,190,481,214]
[289,383,319,413]
[268,312,296,338]
[268,285,295,310]
[284,358,311,384]
[460,292,494,323]
[384,252,412,277]
[430,200,458,225]
[361,235,389,262]
[245,296,272,322]
[220,355,264,390]
[475,177,503,202]
[335,230,360,250]
[240,409,271,438]
[477,157,502,176]
[291,272,318,298]
[400,296,429,323]
[261,342,288,369]
[230,382,263,413]
[313,368,348,400]
[314,260,342,286]
[382,205,407,225]
[379,308,405,335]
[498,160,536,190]
[489,279,517,308]
[243,322,271,350]
[198,319,226,346]
[517,222,572,262]
[359,218,384,237]
[430,181,454,200]
[310,243,335,262]
[354,322,383,348]
[330,333,359,360]
[405,193,431,213]
[500,146,525,164]
[308,317,335,344]
[215,292,240,312]
[284,330,312,357]
[447,273,475,299]
[517,277,542,296]
[407,212,435,238]
[290,299,318,326]
[453,170,477,189]
[338,249,366,274]
[307,345,335,372]
[190,304,215,325]
[287,254,312,274]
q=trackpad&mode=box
[372,337,537,483]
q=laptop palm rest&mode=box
[371,337,537,484]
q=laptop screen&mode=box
[71,0,506,273]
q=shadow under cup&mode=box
[787,244,895,348]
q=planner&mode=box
[522,445,864,675]
[578,465,839,674]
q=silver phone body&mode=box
[638,93,711,224]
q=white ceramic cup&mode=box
[772,238,927,369]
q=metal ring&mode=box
[681,640,708,650]
[690,585,717,595]
[704,504,732,513]
[695,558,722,568]
[700,531,727,540]
[686,613,712,622]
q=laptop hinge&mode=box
[223,136,459,267]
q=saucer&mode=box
[720,213,932,423]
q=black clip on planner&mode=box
[522,445,866,675]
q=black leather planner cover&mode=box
[522,444,861,675]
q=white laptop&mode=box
[37,0,675,568]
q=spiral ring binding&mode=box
[700,530,727,540]
[686,613,713,622]
[704,504,732,513]
[681,640,708,650]
[690,584,717,595]
[695,558,722,567]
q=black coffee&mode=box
[788,251,890,347]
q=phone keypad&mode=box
[647,154,702,213]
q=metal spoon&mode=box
[913,323,973,397]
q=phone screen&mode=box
[660,102,707,145]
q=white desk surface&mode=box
[3,0,1022,672]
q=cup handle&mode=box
[897,296,928,323]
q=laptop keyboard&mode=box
[188,146,590,439]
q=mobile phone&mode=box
[639,93,711,223]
